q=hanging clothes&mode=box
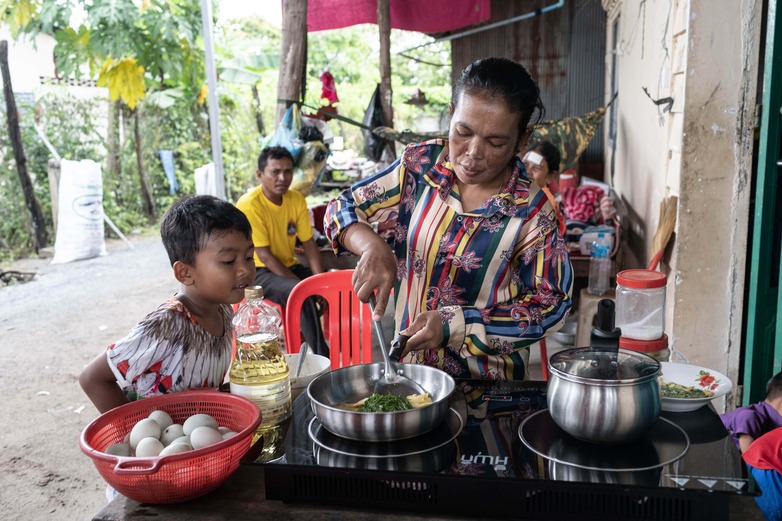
[320,71,339,104]
[159,150,178,195]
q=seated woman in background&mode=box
[325,58,573,380]
[522,140,617,255]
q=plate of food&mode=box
[659,362,732,412]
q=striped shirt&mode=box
[325,140,573,380]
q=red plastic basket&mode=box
[79,390,261,504]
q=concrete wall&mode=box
[0,28,56,92]
[603,0,761,408]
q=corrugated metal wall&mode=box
[452,0,606,163]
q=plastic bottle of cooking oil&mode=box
[229,286,291,462]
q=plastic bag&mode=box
[362,84,390,162]
[291,141,329,196]
[262,105,303,162]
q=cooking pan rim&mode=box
[306,362,455,414]
[547,368,661,385]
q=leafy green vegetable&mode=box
[358,393,412,412]
[660,381,714,399]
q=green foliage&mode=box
[0,89,104,261]
[1,5,455,262]
[304,25,451,152]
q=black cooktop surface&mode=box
[263,379,752,495]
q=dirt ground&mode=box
[0,233,175,521]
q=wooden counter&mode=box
[92,463,489,521]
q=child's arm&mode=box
[79,353,129,414]
[738,434,755,453]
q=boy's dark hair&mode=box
[766,372,782,401]
[528,140,562,174]
[257,146,294,172]
[160,195,252,266]
[452,57,546,140]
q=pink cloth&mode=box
[561,184,605,224]
[304,0,491,33]
[320,71,339,104]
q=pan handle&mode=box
[388,333,409,362]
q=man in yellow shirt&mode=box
[236,146,327,356]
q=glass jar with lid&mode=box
[615,269,667,341]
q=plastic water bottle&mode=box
[588,233,612,295]
[230,286,291,462]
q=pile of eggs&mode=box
[105,410,237,458]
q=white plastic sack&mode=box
[194,163,218,196]
[51,159,107,264]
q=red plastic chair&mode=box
[285,269,373,370]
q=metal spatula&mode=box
[367,294,426,398]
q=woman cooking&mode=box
[325,57,573,380]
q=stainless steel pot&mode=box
[547,347,661,444]
[306,362,455,442]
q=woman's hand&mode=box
[352,240,397,320]
[400,311,444,355]
[341,222,397,320]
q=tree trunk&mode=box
[276,0,308,125]
[106,99,122,192]
[133,109,155,219]
[251,85,265,135]
[0,40,48,251]
[377,0,395,157]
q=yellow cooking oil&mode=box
[229,287,291,462]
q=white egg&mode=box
[169,435,190,446]
[129,418,162,449]
[161,424,185,446]
[221,431,238,440]
[217,426,231,434]
[183,414,218,436]
[148,410,174,430]
[190,426,223,449]
[159,442,193,457]
[135,437,164,457]
[105,443,131,457]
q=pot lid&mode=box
[549,347,661,382]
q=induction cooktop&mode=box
[259,379,754,521]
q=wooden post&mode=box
[47,159,60,234]
[133,108,155,219]
[276,0,308,125]
[251,85,266,135]
[377,0,395,157]
[0,40,48,251]
[106,99,122,189]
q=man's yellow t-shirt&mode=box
[235,186,313,269]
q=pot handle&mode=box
[590,299,621,353]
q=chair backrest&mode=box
[285,269,373,370]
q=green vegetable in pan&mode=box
[357,393,412,412]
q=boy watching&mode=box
[79,195,256,413]
[721,371,782,453]
[236,146,328,356]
